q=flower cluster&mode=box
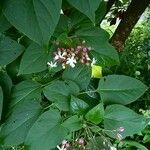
[47,46,94,69]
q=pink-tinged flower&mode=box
[117,127,125,132]
[78,138,85,145]
[66,56,77,68]
[116,133,123,140]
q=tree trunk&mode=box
[110,0,150,52]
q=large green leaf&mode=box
[0,34,24,65]
[62,115,83,132]
[0,98,42,146]
[62,64,91,90]
[18,43,48,75]
[25,109,68,150]
[43,80,79,111]
[104,104,148,139]
[11,80,42,107]
[85,103,104,125]
[75,27,119,66]
[0,86,3,120]
[4,0,62,45]
[67,0,102,23]
[98,75,148,105]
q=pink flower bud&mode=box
[83,48,87,52]
[78,138,85,145]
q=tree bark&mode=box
[110,0,150,52]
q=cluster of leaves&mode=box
[0,0,149,150]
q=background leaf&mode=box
[18,43,48,75]
[0,86,3,120]
[11,80,42,107]
[0,12,11,32]
[0,34,24,65]
[0,72,12,121]
[122,140,149,150]
[104,104,148,139]
[4,0,62,45]
[67,0,102,23]
[98,75,148,105]
[63,64,91,90]
[25,109,68,150]
[0,98,42,146]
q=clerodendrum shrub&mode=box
[0,0,149,150]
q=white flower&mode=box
[54,50,66,60]
[60,9,64,14]
[91,58,97,66]
[47,61,57,68]
[116,133,123,140]
[110,146,117,150]
[56,145,66,150]
[66,56,77,68]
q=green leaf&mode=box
[65,80,80,96]
[104,104,148,139]
[122,140,149,150]
[18,43,48,75]
[63,63,91,90]
[43,80,79,111]
[0,12,11,32]
[0,34,24,65]
[98,75,148,105]
[0,72,12,96]
[11,80,42,107]
[62,115,83,132]
[95,1,107,25]
[0,72,12,120]
[25,109,68,150]
[4,0,62,45]
[67,0,102,23]
[143,134,150,143]
[70,96,89,114]
[67,10,93,30]
[0,99,42,146]
[85,103,104,125]
[0,86,3,120]
[75,27,119,66]
[53,15,70,37]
